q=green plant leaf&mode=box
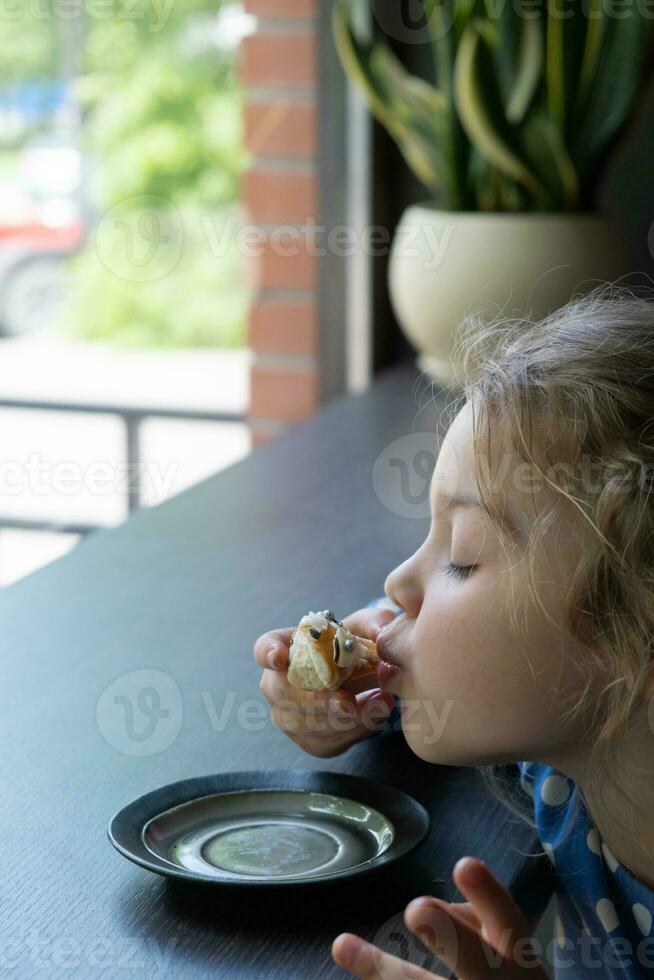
[575,0,605,119]
[571,5,652,187]
[521,112,580,209]
[546,0,566,126]
[426,0,472,207]
[332,1,405,143]
[546,0,588,136]
[333,0,650,214]
[334,0,461,200]
[454,24,545,202]
[489,0,544,123]
[369,49,449,192]
[506,14,543,123]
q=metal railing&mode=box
[0,397,245,535]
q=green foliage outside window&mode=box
[0,0,249,347]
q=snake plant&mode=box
[333,0,653,211]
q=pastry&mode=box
[287,609,379,691]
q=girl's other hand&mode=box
[332,857,548,979]
[253,607,397,758]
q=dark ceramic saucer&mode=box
[108,769,429,889]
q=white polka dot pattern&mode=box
[518,757,654,974]
[555,916,567,948]
[540,773,571,806]
[633,902,652,936]
[596,897,619,933]
[601,842,620,873]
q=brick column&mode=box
[242,0,319,445]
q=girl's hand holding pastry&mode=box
[254,607,397,758]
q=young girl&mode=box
[254,288,654,979]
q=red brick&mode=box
[245,102,316,158]
[249,300,316,356]
[245,0,316,16]
[250,366,318,422]
[257,238,316,290]
[244,170,316,223]
[242,33,315,88]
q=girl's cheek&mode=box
[412,577,501,684]
[417,573,484,639]
[412,594,464,681]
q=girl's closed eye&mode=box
[442,560,476,580]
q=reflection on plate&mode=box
[146,789,394,881]
[109,770,429,888]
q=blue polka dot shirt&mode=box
[518,761,654,978]
[366,598,654,977]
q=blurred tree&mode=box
[65,0,249,347]
[77,0,244,208]
[0,1,58,84]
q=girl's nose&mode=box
[384,556,423,619]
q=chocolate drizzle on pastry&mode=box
[299,609,371,672]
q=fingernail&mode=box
[407,896,439,911]
[360,689,383,703]
[267,647,282,668]
[335,935,364,969]
[363,692,391,714]
[454,855,482,875]
[413,906,450,950]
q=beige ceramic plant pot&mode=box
[388,206,628,388]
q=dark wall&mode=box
[600,86,654,283]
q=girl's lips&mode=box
[376,627,403,668]
[377,660,400,687]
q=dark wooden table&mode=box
[1,365,553,978]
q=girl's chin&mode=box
[402,729,516,768]
[402,735,473,767]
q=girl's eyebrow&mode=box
[435,491,524,537]
[438,491,481,511]
[432,489,483,517]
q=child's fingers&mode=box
[268,678,391,726]
[332,933,440,979]
[452,857,532,957]
[342,607,398,641]
[403,900,528,980]
[340,672,380,694]
[263,672,393,740]
[260,667,329,710]
[252,628,294,670]
[406,896,482,935]
[333,687,395,720]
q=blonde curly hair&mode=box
[447,285,654,759]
